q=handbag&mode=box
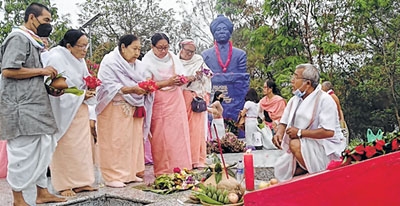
[234,111,245,130]
[191,96,207,113]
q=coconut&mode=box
[50,77,68,89]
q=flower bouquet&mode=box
[83,75,102,90]
[327,131,400,170]
[138,79,159,92]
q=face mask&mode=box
[34,16,52,37]
[36,23,52,37]
[218,98,224,103]
[293,89,306,98]
[293,83,306,98]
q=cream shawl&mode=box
[142,50,185,82]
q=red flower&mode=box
[354,145,365,155]
[138,80,159,92]
[173,167,181,173]
[326,159,343,170]
[365,146,377,158]
[83,76,102,89]
[375,140,385,151]
[392,139,399,151]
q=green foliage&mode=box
[0,0,70,44]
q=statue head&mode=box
[210,14,233,44]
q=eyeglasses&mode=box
[75,44,89,50]
[291,74,313,82]
[155,45,169,52]
[183,47,195,55]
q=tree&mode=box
[247,0,400,138]
[77,0,181,60]
[0,0,70,44]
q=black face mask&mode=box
[36,23,52,37]
[34,16,52,37]
[218,98,224,103]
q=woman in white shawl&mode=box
[179,39,213,169]
[142,33,193,176]
[272,64,346,182]
[96,34,176,187]
[46,29,97,196]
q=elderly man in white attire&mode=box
[272,63,346,182]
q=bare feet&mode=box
[125,176,144,184]
[12,191,29,206]
[36,186,66,204]
[73,185,98,193]
[105,181,126,188]
[59,189,76,197]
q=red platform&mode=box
[244,151,400,205]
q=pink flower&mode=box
[177,75,189,84]
[138,80,159,92]
[173,167,181,173]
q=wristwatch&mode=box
[297,129,302,138]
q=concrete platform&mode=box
[0,149,283,205]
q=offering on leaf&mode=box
[45,73,84,96]
[143,167,199,195]
[138,79,159,92]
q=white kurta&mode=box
[274,86,346,181]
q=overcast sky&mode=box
[52,0,176,27]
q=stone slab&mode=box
[0,149,282,205]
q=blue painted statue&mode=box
[202,14,247,73]
[202,14,249,126]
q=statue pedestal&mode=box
[211,73,250,121]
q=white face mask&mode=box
[293,82,306,98]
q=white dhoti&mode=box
[211,118,225,140]
[274,138,339,181]
[274,88,346,182]
[7,134,56,191]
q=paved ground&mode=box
[0,149,283,205]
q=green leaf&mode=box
[64,87,84,96]
[215,173,222,184]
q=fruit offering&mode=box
[193,183,243,205]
